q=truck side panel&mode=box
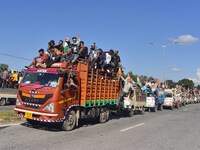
[78,62,119,107]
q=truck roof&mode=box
[26,62,70,74]
[26,68,59,74]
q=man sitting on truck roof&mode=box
[78,41,88,60]
[47,40,56,53]
[55,40,64,53]
[95,48,106,70]
[44,49,62,68]
[25,49,48,69]
[61,49,74,63]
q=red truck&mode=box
[15,62,120,131]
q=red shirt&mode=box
[40,53,47,61]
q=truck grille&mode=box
[19,91,53,104]
[22,102,41,109]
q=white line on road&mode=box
[0,123,21,128]
[120,123,145,132]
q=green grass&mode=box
[0,110,25,125]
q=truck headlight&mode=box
[16,98,21,106]
[43,103,54,113]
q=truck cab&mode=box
[15,63,79,124]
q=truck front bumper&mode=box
[14,108,62,123]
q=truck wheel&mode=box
[105,108,110,121]
[171,105,174,110]
[129,109,134,117]
[140,107,145,115]
[98,108,108,123]
[0,98,6,106]
[62,110,76,131]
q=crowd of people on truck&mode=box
[118,73,200,105]
[25,35,121,74]
[0,68,25,89]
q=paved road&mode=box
[0,105,15,111]
[0,104,200,150]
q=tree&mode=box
[148,76,155,82]
[139,75,148,84]
[0,64,8,75]
[178,78,194,89]
[125,71,137,82]
[166,80,175,88]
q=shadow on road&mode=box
[19,113,129,132]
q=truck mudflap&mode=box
[14,108,63,123]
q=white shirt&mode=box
[105,53,111,64]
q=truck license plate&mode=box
[25,112,33,119]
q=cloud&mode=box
[189,68,200,84]
[172,35,199,44]
[172,67,180,72]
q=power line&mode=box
[0,52,32,61]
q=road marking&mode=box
[120,123,144,132]
[0,123,21,128]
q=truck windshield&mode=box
[21,72,60,87]
[166,93,173,98]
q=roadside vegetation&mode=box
[0,110,25,125]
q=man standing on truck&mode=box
[118,74,135,105]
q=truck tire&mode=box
[98,108,109,123]
[106,109,110,121]
[129,109,134,117]
[62,110,76,131]
[140,107,145,115]
[0,98,6,106]
[171,105,174,110]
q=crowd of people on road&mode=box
[25,35,121,74]
[0,68,25,89]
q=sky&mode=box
[0,0,200,84]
